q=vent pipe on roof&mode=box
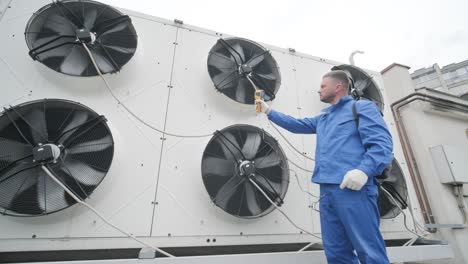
[349,50,364,66]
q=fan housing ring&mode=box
[0,99,114,216]
[207,38,281,105]
[24,0,138,77]
[201,124,289,218]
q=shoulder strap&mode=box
[352,101,359,127]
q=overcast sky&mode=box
[103,0,468,72]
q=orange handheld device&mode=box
[255,90,264,113]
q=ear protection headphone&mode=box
[331,66,362,100]
[343,69,362,99]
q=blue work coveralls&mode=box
[268,96,393,264]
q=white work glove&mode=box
[339,169,368,191]
[255,99,270,114]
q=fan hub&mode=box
[239,160,255,177]
[76,29,97,44]
[239,64,252,75]
[32,144,61,163]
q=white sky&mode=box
[103,0,468,72]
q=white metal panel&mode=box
[151,26,320,239]
[0,0,418,252]
[390,89,468,263]
[0,0,177,239]
[430,145,468,184]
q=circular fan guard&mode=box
[207,38,281,104]
[202,125,289,218]
[24,0,138,77]
[0,99,114,216]
[378,158,408,219]
[331,64,384,111]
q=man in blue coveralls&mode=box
[256,70,393,263]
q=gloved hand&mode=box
[255,99,270,114]
[339,169,368,191]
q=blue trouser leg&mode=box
[319,184,390,264]
[320,184,360,264]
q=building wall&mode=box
[411,60,468,97]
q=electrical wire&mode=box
[290,169,318,198]
[249,178,322,242]
[406,193,430,235]
[287,158,313,173]
[246,72,314,162]
[380,185,426,239]
[268,119,315,161]
[41,165,175,258]
[454,185,468,224]
[402,237,418,247]
[81,43,213,138]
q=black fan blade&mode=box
[33,34,62,48]
[213,176,244,208]
[39,44,74,61]
[56,110,89,144]
[0,138,32,163]
[254,176,281,196]
[255,72,277,81]
[213,71,239,90]
[42,14,76,35]
[62,159,104,187]
[99,22,128,36]
[231,42,245,63]
[246,53,265,68]
[37,168,71,212]
[4,167,43,215]
[256,168,283,184]
[49,163,89,199]
[241,132,261,160]
[83,8,98,30]
[202,157,236,177]
[23,106,48,144]
[60,46,89,76]
[245,181,262,215]
[384,174,399,184]
[101,44,136,55]
[91,49,115,73]
[378,190,394,217]
[217,132,242,160]
[255,152,281,169]
[208,52,238,69]
[235,79,251,103]
[66,135,113,155]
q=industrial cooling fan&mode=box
[207,38,281,104]
[24,0,137,76]
[201,125,289,218]
[0,99,114,216]
[332,64,384,111]
[378,159,408,218]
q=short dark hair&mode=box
[323,70,350,90]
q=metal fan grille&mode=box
[202,125,289,218]
[0,99,114,216]
[207,38,281,104]
[24,0,137,76]
[331,64,384,111]
[378,159,408,219]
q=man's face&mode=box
[319,77,338,103]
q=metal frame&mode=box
[0,1,446,262]
[11,245,454,264]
